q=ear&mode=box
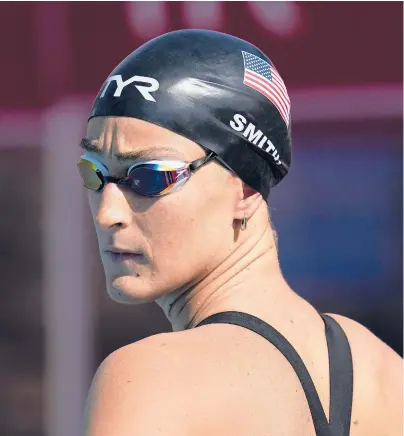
[233,183,263,221]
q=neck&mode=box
[156,222,297,332]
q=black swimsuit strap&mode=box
[320,314,353,436]
[196,311,332,436]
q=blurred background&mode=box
[0,2,402,436]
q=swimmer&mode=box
[79,30,403,436]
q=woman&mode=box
[79,29,402,436]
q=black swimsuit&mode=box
[196,311,353,436]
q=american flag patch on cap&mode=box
[242,51,290,126]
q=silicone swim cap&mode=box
[89,29,292,198]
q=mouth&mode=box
[105,247,143,263]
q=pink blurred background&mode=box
[0,2,402,436]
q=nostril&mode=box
[96,216,124,229]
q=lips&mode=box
[105,246,143,263]
[108,252,140,262]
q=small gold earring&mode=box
[241,216,247,231]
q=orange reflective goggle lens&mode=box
[77,158,108,191]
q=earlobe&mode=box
[234,183,263,221]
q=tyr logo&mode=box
[99,75,160,102]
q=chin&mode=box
[105,274,164,305]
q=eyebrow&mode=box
[79,138,186,162]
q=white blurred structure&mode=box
[42,99,95,436]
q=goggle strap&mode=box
[189,152,216,172]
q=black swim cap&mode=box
[89,29,291,198]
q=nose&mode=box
[95,183,132,230]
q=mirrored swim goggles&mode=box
[77,152,218,197]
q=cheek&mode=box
[137,200,198,255]
[139,185,234,279]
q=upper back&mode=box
[86,311,403,436]
[146,312,402,436]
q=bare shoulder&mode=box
[326,313,403,435]
[85,330,206,436]
[326,313,402,364]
